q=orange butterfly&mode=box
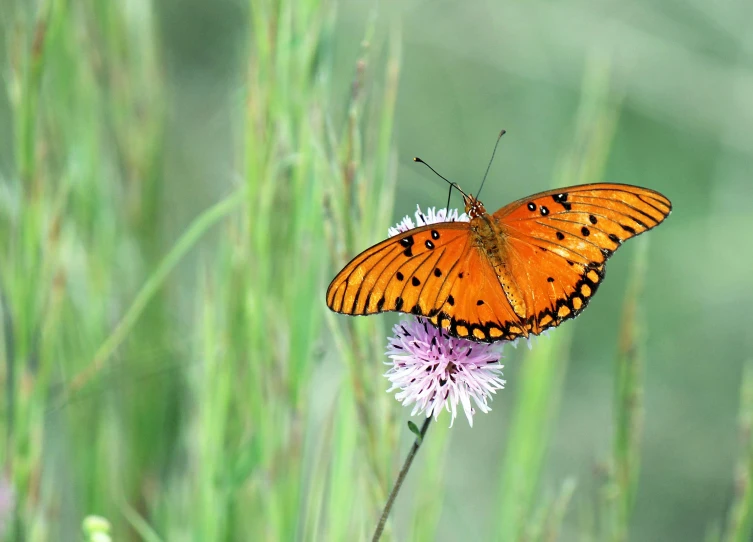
[327,180,671,343]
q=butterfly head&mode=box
[463,194,487,219]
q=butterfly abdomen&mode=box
[470,214,502,263]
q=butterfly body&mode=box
[327,183,671,343]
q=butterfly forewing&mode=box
[496,183,671,253]
[327,222,470,317]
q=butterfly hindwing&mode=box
[426,247,524,341]
[502,235,606,334]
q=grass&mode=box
[0,0,751,540]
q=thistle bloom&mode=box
[387,205,469,237]
[385,318,505,427]
[383,206,506,427]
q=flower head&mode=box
[384,206,505,427]
[387,205,469,237]
[385,318,505,427]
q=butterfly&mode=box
[327,182,671,343]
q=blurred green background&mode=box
[1,0,752,540]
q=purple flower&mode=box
[385,318,505,427]
[384,206,505,427]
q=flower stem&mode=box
[372,416,433,541]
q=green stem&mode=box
[55,188,245,408]
[372,417,432,542]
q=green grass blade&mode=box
[495,331,573,540]
[610,236,650,541]
[722,357,753,542]
[60,188,245,405]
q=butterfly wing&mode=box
[326,221,525,341]
[492,183,671,335]
[424,247,527,341]
[327,222,471,317]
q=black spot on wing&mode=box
[552,193,572,210]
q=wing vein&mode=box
[636,193,672,215]
[571,194,663,223]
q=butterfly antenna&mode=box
[444,183,453,214]
[413,157,468,199]
[475,129,506,201]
